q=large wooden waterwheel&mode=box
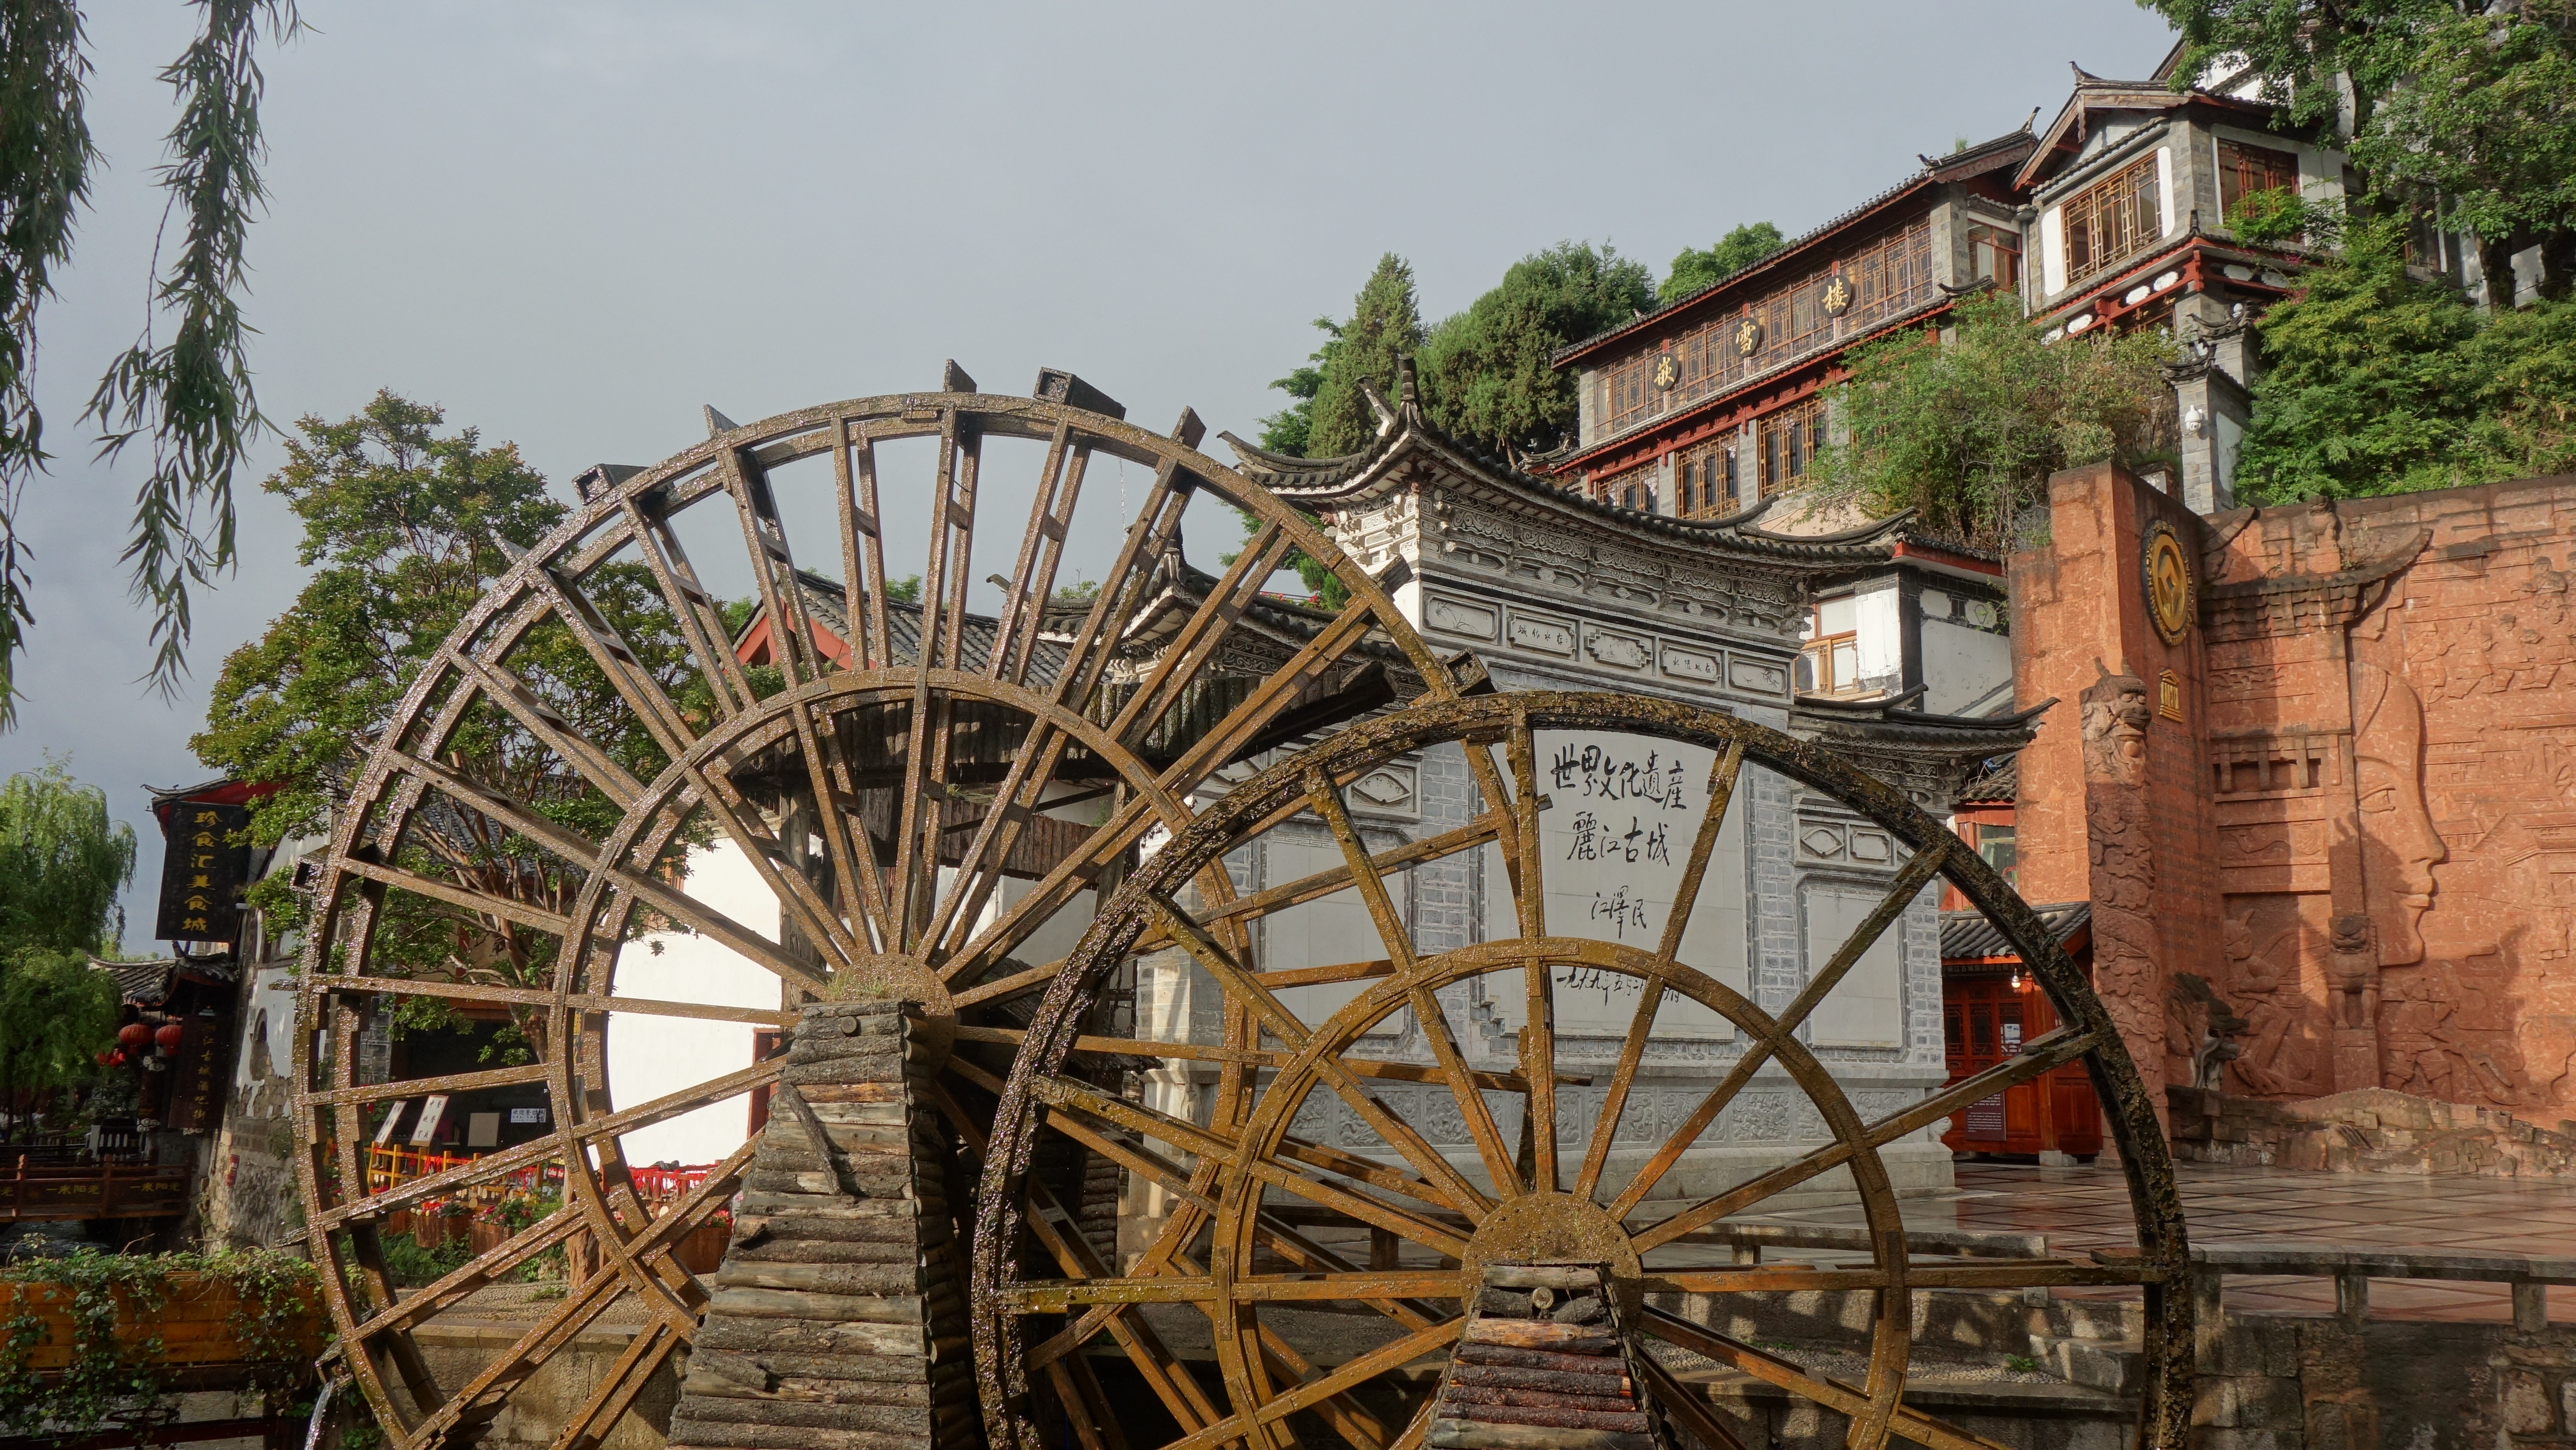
[973,693,2191,1450]
[290,368,1489,1450]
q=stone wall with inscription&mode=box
[2015,466,2576,1126]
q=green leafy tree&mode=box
[0,1,303,725]
[2147,0,2576,298]
[1418,241,1657,460]
[0,758,132,1135]
[1305,254,1425,458]
[2234,217,2576,501]
[1662,222,1787,302]
[0,950,120,1131]
[1811,290,2177,548]
[0,758,134,955]
[190,391,697,1058]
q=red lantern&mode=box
[154,1023,185,1052]
[94,1050,114,1066]
[117,1022,152,1049]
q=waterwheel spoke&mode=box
[448,653,646,811]
[335,855,573,938]
[1026,1074,1472,1256]
[1109,519,1293,746]
[1642,1308,2015,1450]
[1635,1345,1757,1450]
[307,1061,549,1107]
[833,422,894,672]
[1577,741,1745,1203]
[621,491,755,721]
[1610,837,1954,1220]
[389,750,831,996]
[710,445,883,961]
[1187,812,1510,935]
[1631,1028,2099,1251]
[350,1207,584,1339]
[317,1057,779,1232]
[304,972,793,1027]
[1160,1318,1464,1450]
[985,420,1089,685]
[1148,892,1494,1217]
[520,556,699,764]
[1502,713,1558,1192]
[1306,770,1520,1200]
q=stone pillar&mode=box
[2010,464,2228,1128]
[669,1001,974,1450]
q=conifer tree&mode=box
[1305,255,1425,457]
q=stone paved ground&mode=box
[1738,1158,2576,1322]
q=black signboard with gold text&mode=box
[155,801,250,943]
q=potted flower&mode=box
[469,1205,508,1256]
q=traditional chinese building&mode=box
[1545,43,2351,525]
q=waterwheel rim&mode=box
[291,378,1475,1450]
[976,691,2192,1450]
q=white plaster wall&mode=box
[1919,618,2013,716]
[2157,145,2177,237]
[1853,586,1904,691]
[1801,880,1908,1047]
[608,839,781,1168]
[2039,207,2066,296]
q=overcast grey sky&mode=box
[1,2,2178,947]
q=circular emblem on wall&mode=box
[1732,315,1762,357]
[1820,273,1854,317]
[1652,352,1679,391]
[2142,518,2195,645]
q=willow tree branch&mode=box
[0,0,97,727]
[82,0,301,700]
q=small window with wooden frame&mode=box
[1967,222,2020,293]
[1757,396,1826,494]
[2217,137,2300,231]
[1797,595,1864,697]
[2061,152,2163,287]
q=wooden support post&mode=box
[1370,1226,1399,1271]
[2335,1268,2369,1327]
[2513,1281,2549,1333]
[1731,1241,1761,1267]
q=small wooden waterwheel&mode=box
[974,692,2192,1450]
[289,367,1485,1450]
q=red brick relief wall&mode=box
[2204,477,2576,1113]
[2017,469,2576,1121]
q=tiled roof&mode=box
[1941,901,2091,962]
[1957,754,2019,804]
[787,571,1073,685]
[1222,386,1917,567]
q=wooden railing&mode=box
[0,1155,192,1221]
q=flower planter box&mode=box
[469,1220,507,1255]
[0,1271,324,1371]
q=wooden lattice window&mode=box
[1676,437,1740,518]
[2218,139,2299,224]
[1592,461,1654,512]
[1758,396,1826,494]
[2061,153,2163,286]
